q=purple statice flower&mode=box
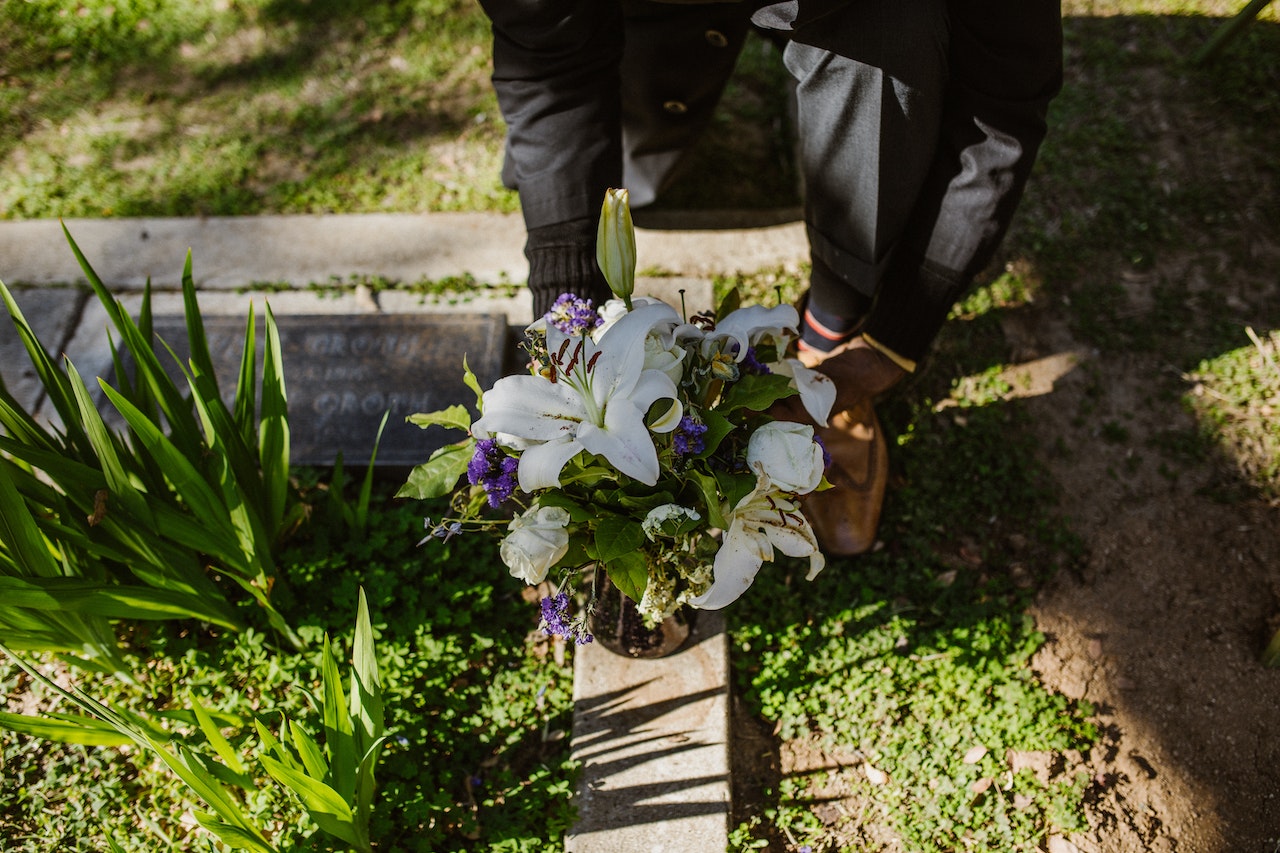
[467,438,520,508]
[741,346,771,375]
[672,415,708,457]
[813,432,833,470]
[539,592,594,645]
[546,293,600,336]
[540,592,571,636]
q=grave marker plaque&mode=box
[149,313,507,468]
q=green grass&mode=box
[0,0,511,219]
[0,494,576,852]
[3,1,1279,850]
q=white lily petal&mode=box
[774,358,837,427]
[688,522,770,610]
[577,400,661,484]
[516,438,583,491]
[648,397,684,434]
[805,551,826,581]
[716,304,800,359]
[472,375,585,441]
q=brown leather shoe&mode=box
[801,397,888,556]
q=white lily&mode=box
[769,357,836,426]
[703,303,837,426]
[688,468,825,610]
[472,302,683,490]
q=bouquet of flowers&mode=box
[401,189,837,644]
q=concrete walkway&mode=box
[0,211,808,852]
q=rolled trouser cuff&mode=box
[862,254,966,366]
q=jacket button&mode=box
[662,100,688,115]
[705,29,728,48]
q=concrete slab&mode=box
[0,213,807,290]
[0,287,86,414]
[567,610,730,853]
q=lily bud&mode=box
[597,188,636,309]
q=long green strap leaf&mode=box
[259,304,289,541]
[321,634,357,802]
[0,277,91,452]
[65,357,156,531]
[350,589,383,755]
[259,754,362,848]
[0,710,134,747]
[0,576,240,629]
[190,693,247,775]
[98,382,236,544]
[233,306,259,451]
[0,463,63,579]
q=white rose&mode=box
[746,421,825,495]
[500,505,571,584]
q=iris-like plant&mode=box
[0,227,303,663]
[0,589,385,852]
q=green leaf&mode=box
[64,360,155,531]
[395,441,473,499]
[260,754,362,848]
[321,634,357,802]
[355,414,389,535]
[715,470,757,513]
[0,710,134,747]
[0,576,240,629]
[0,463,63,579]
[688,469,729,530]
[350,589,383,755]
[594,517,645,564]
[259,304,290,540]
[98,382,236,542]
[716,286,742,320]
[406,405,471,433]
[697,409,736,458]
[604,551,648,603]
[191,813,278,853]
[287,718,329,781]
[191,693,247,775]
[535,492,593,522]
[233,304,259,450]
[463,355,484,412]
[718,372,796,414]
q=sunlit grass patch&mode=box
[1185,327,1280,499]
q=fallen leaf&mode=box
[864,764,888,785]
[963,745,988,764]
[970,777,993,794]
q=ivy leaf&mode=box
[697,409,736,458]
[406,405,471,433]
[716,287,741,321]
[395,441,472,499]
[688,469,729,530]
[537,493,593,523]
[718,373,796,414]
[605,551,648,603]
[594,516,645,564]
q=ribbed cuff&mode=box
[861,255,966,366]
[525,218,612,319]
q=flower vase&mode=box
[590,571,693,659]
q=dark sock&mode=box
[524,217,612,319]
[801,257,871,353]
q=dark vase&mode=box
[590,570,694,659]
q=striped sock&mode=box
[799,301,860,355]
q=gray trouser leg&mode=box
[618,0,755,206]
[782,0,949,316]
